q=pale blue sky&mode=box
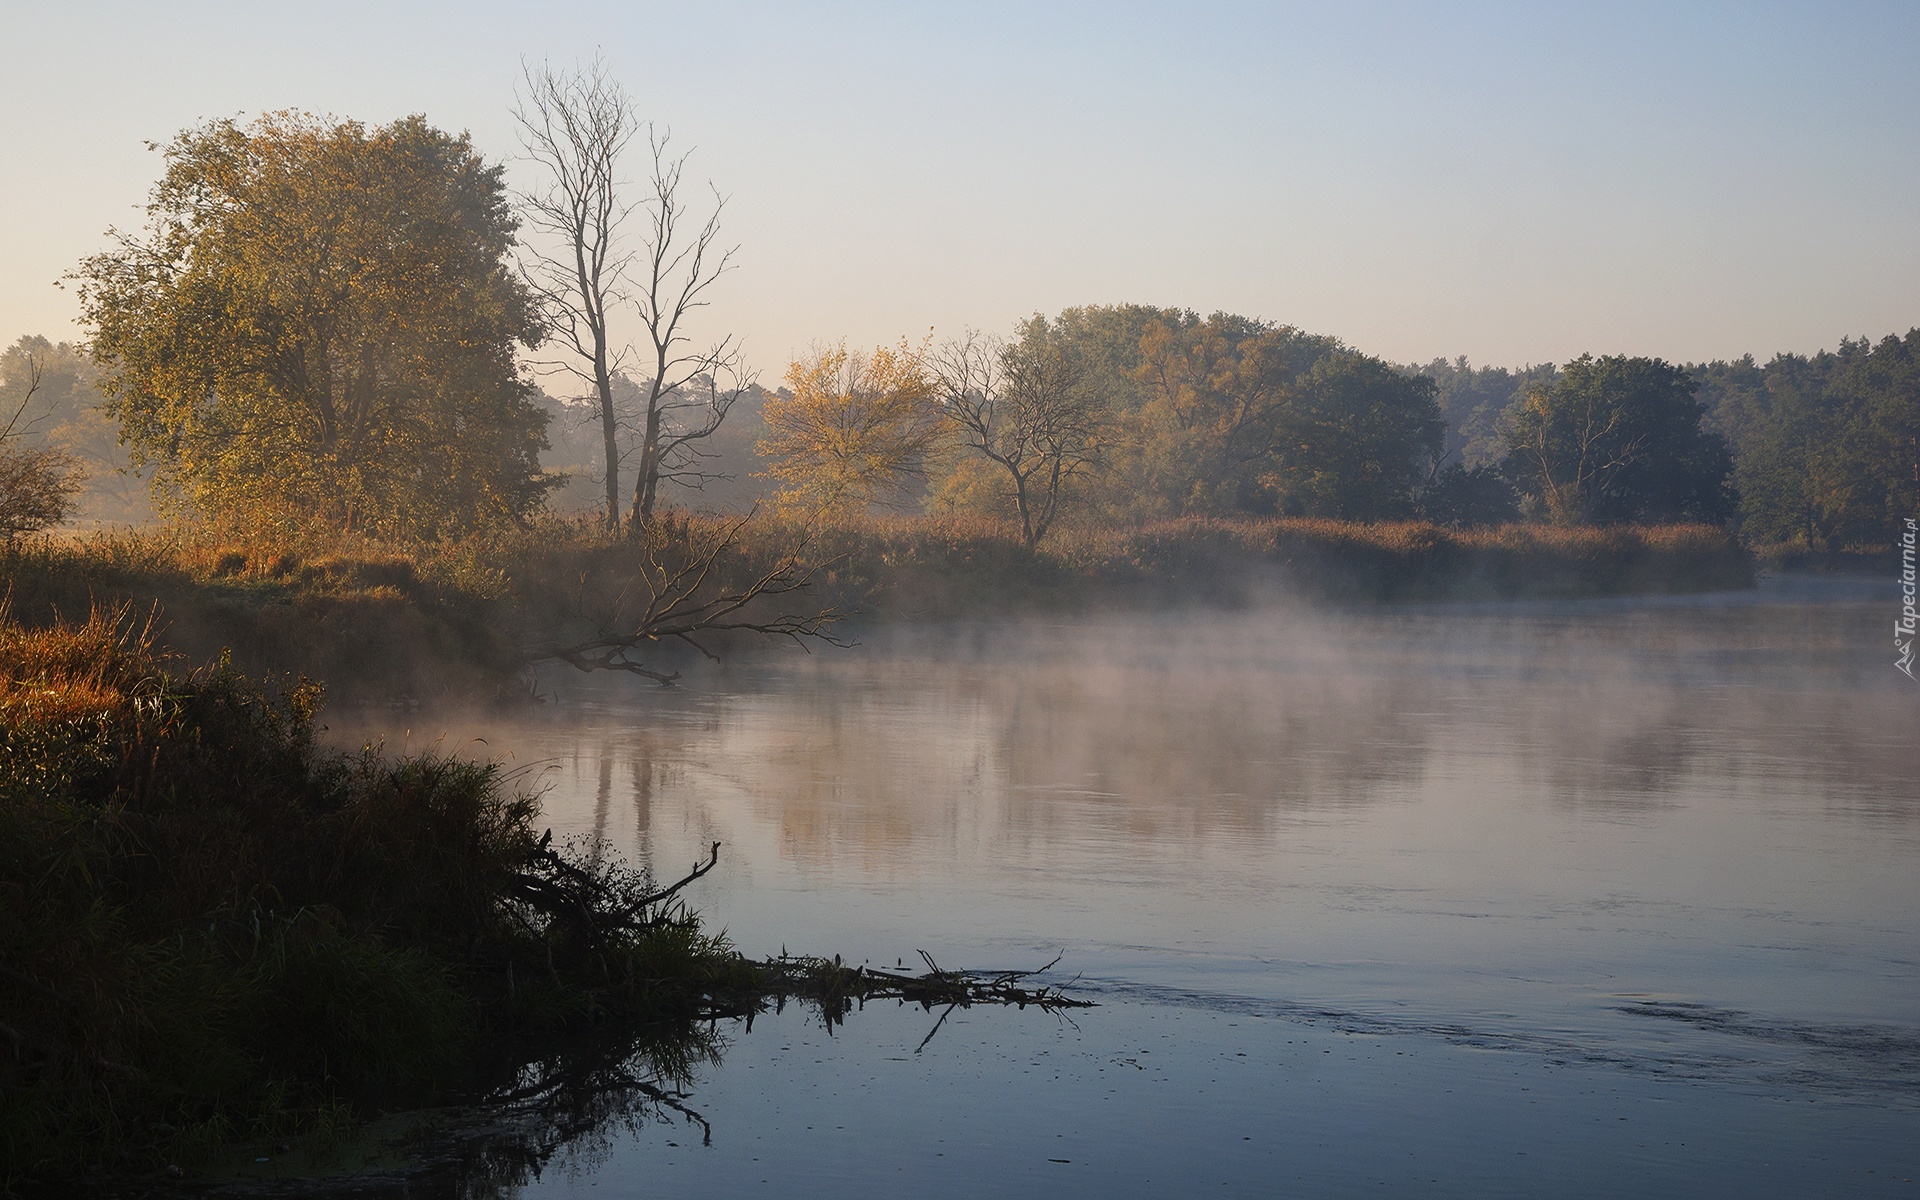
[4,1,1917,378]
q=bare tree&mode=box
[514,57,640,530]
[627,130,748,527]
[515,62,748,530]
[928,327,1108,548]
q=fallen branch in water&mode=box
[737,947,1094,1044]
[495,838,1092,1043]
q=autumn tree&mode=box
[927,317,1110,547]
[756,342,939,516]
[76,113,551,538]
[1500,355,1733,525]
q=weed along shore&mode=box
[0,515,1752,705]
[0,606,1087,1193]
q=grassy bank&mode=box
[1,517,1754,702]
[0,610,752,1190]
[0,532,522,706]
[763,516,1755,616]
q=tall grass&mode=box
[0,526,522,705]
[714,513,1754,616]
[0,514,1752,706]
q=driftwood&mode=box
[503,832,723,951]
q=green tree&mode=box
[1821,331,1920,546]
[1723,350,1846,547]
[1500,355,1733,525]
[1411,356,1557,468]
[76,113,550,538]
[1420,462,1519,527]
[1269,351,1443,519]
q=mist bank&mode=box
[0,516,1751,706]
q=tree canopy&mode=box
[1020,307,1441,521]
[756,342,939,516]
[77,113,551,538]
[1698,332,1919,549]
[1500,355,1734,526]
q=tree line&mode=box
[0,60,1912,553]
[754,308,1912,551]
[1411,338,1920,550]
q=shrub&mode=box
[0,444,81,540]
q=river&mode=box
[334,575,1918,1198]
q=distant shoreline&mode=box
[2,516,1752,708]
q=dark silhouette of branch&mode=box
[529,509,848,683]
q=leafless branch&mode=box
[627,130,745,526]
[529,509,848,682]
[1,354,44,443]
[928,328,1108,547]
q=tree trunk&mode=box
[595,356,620,529]
[630,394,664,528]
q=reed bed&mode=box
[0,516,1752,700]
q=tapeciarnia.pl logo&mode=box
[1898,517,1917,680]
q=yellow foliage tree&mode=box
[76,113,550,539]
[756,342,939,516]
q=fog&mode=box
[315,578,1920,1195]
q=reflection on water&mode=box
[330,578,1919,1197]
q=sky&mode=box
[4,0,1918,381]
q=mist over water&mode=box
[337,576,1919,1196]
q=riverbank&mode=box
[0,609,760,1190]
[0,607,1084,1193]
[1,516,1753,704]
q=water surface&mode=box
[346,577,1920,1197]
